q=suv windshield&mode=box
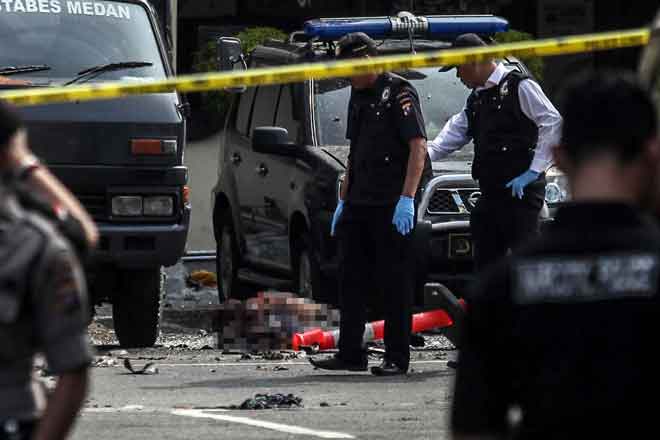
[0,1,165,85]
[314,67,474,162]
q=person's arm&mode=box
[402,137,427,197]
[7,130,99,248]
[518,79,563,173]
[32,243,93,440]
[427,109,472,161]
[33,369,89,440]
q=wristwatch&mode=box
[15,156,41,181]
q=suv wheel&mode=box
[113,268,162,348]
[216,210,246,301]
[294,234,322,301]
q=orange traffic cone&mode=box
[292,305,463,351]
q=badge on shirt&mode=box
[381,86,391,104]
[500,80,510,98]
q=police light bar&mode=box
[304,14,509,41]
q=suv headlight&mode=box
[545,166,570,205]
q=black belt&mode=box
[0,419,36,440]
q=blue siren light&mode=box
[304,15,509,41]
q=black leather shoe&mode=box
[370,360,407,376]
[309,354,368,372]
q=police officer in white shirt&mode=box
[429,33,562,271]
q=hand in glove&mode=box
[330,200,344,237]
[505,170,540,199]
[392,196,415,236]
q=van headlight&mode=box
[545,166,570,205]
[112,196,143,217]
[111,195,175,217]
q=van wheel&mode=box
[113,268,162,348]
[293,234,322,301]
[216,210,246,301]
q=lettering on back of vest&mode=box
[512,253,659,304]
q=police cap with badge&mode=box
[439,33,488,72]
[336,32,379,59]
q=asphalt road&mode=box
[70,296,457,440]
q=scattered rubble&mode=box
[93,356,119,368]
[231,393,303,410]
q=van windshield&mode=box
[314,67,474,162]
[0,1,165,85]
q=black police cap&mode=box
[439,33,488,72]
[336,32,378,59]
[0,101,22,152]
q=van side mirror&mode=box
[252,127,299,157]
[217,37,247,93]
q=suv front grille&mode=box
[427,188,480,214]
[77,193,107,221]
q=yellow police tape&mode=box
[0,27,650,107]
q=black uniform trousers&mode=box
[470,180,545,272]
[336,203,414,370]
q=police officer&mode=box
[429,33,562,271]
[1,101,92,440]
[310,33,432,376]
[452,72,660,439]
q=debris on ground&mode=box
[231,393,303,410]
[93,356,119,368]
[273,365,289,371]
[186,270,218,290]
[123,359,159,375]
[263,351,285,361]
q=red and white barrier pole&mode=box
[292,305,463,351]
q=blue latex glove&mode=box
[505,170,540,199]
[330,200,344,237]
[392,196,415,236]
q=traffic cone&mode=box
[292,306,462,351]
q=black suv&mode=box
[212,14,566,307]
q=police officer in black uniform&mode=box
[452,72,660,439]
[1,102,92,440]
[310,33,432,376]
[429,33,562,271]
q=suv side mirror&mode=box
[252,127,299,156]
[217,37,247,93]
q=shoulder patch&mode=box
[396,88,415,116]
[512,254,659,305]
[50,252,82,314]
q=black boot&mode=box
[370,360,407,376]
[309,354,368,372]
